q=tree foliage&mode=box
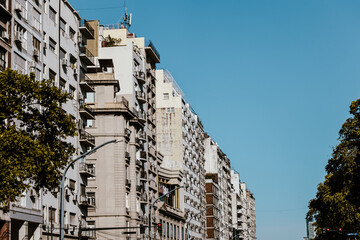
[308,99,360,238]
[0,68,76,211]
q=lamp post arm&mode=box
[149,186,184,240]
[60,139,117,240]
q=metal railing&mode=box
[146,40,160,60]
[79,129,95,145]
[79,46,94,63]
[80,19,95,37]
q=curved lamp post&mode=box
[60,139,118,240]
[186,206,214,240]
[149,185,184,240]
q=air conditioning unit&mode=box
[1,31,9,41]
[33,49,39,58]
[62,58,68,66]
[15,3,22,12]
[14,31,22,43]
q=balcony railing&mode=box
[135,91,146,102]
[79,46,95,66]
[145,40,160,62]
[79,129,95,146]
[79,103,95,120]
[80,19,95,39]
[79,163,95,177]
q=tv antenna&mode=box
[123,0,132,28]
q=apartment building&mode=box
[205,174,220,240]
[80,21,171,239]
[0,0,11,70]
[156,69,206,240]
[0,0,95,239]
[0,0,12,238]
[246,190,256,240]
[231,170,247,240]
[203,135,233,240]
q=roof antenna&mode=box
[123,0,132,28]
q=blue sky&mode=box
[69,0,360,239]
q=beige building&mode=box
[156,69,206,240]
[82,21,177,240]
[203,135,233,240]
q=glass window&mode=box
[49,69,56,81]
[49,7,56,23]
[59,78,66,90]
[69,27,76,41]
[163,93,169,100]
[60,18,66,33]
[49,37,56,52]
[0,49,6,70]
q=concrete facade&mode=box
[0,1,94,239]
[81,22,173,240]
[203,135,233,240]
[156,69,206,240]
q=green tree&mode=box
[308,99,360,239]
[0,68,76,211]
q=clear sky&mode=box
[68,0,360,239]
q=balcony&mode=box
[134,71,145,84]
[124,128,131,139]
[137,131,146,141]
[79,194,95,207]
[136,159,142,167]
[138,151,146,162]
[79,20,95,39]
[136,185,143,193]
[79,46,95,66]
[79,129,95,147]
[145,40,160,63]
[140,194,148,203]
[136,110,146,122]
[140,171,147,181]
[125,151,130,160]
[79,163,95,178]
[0,0,12,20]
[79,103,95,120]
[135,91,146,103]
[79,80,94,92]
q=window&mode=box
[86,119,94,128]
[50,207,57,223]
[125,193,129,208]
[167,223,169,238]
[49,37,56,52]
[69,27,76,41]
[60,48,66,60]
[60,18,66,33]
[0,49,5,70]
[59,78,66,91]
[43,32,47,56]
[167,107,174,113]
[70,213,76,226]
[49,7,56,23]
[49,68,56,81]
[33,37,41,51]
[125,166,129,180]
[163,93,169,100]
[87,192,95,206]
[69,85,75,98]
[68,179,76,191]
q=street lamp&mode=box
[60,139,118,240]
[149,185,184,240]
[217,222,238,240]
[186,206,214,240]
